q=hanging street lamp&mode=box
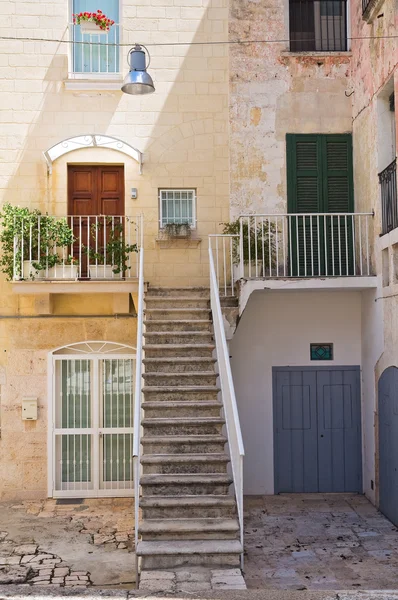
[121,44,155,95]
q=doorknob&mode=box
[320,434,324,438]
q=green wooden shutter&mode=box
[287,133,354,276]
[322,135,354,275]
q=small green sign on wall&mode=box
[310,343,333,361]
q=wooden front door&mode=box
[67,166,125,276]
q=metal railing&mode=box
[209,246,245,568]
[133,243,145,586]
[379,159,398,235]
[289,0,347,51]
[209,235,241,296]
[69,23,121,77]
[238,213,374,278]
[12,215,142,281]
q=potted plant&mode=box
[222,217,276,279]
[49,256,79,280]
[84,219,138,279]
[73,10,115,34]
[163,222,192,239]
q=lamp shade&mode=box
[122,45,155,95]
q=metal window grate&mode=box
[289,0,348,52]
[159,189,196,227]
[310,343,334,360]
[379,159,398,235]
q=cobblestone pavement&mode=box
[139,567,246,592]
[244,494,398,590]
[0,499,135,587]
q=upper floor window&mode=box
[289,0,347,52]
[159,190,196,229]
[70,0,120,77]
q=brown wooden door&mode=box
[68,166,125,276]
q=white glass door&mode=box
[53,354,134,497]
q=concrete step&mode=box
[144,331,214,345]
[142,386,220,402]
[142,372,217,387]
[139,518,239,540]
[220,296,239,308]
[143,357,217,373]
[142,417,224,436]
[140,473,233,496]
[142,401,222,418]
[140,495,237,519]
[141,453,229,474]
[144,308,211,321]
[146,287,210,298]
[145,297,210,309]
[142,434,226,454]
[144,320,212,333]
[143,344,215,359]
[137,539,242,569]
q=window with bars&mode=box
[289,0,348,52]
[159,189,196,228]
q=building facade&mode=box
[0,0,397,533]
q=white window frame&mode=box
[158,189,197,230]
[67,0,122,79]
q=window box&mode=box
[79,21,108,34]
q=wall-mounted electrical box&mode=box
[22,398,38,421]
[131,188,138,199]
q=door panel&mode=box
[379,367,398,526]
[274,366,362,493]
[274,369,318,493]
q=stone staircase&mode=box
[136,287,243,572]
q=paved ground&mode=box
[244,494,398,590]
[138,567,246,592]
[0,499,135,588]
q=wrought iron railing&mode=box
[69,23,121,77]
[289,0,348,51]
[379,159,398,235]
[11,215,142,281]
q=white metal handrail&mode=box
[11,215,142,281]
[69,23,121,77]
[133,234,145,586]
[209,235,241,296]
[209,246,245,567]
[239,212,374,279]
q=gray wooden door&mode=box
[379,366,398,526]
[273,366,362,493]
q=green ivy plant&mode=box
[0,203,76,280]
[84,218,138,275]
[221,217,276,267]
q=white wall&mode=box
[230,290,363,495]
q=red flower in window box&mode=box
[73,9,115,32]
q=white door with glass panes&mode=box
[49,342,135,498]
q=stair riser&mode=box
[143,374,217,386]
[145,321,211,333]
[140,553,240,570]
[145,310,211,321]
[146,288,210,298]
[143,406,221,418]
[144,334,214,345]
[142,441,226,454]
[220,297,239,308]
[143,423,223,436]
[142,461,229,475]
[141,506,236,519]
[144,347,214,359]
[140,531,238,541]
[144,361,216,373]
[141,482,231,496]
[146,299,210,309]
[143,391,219,402]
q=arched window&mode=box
[48,341,136,498]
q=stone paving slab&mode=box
[139,567,247,592]
[244,494,398,591]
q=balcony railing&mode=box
[238,213,374,278]
[379,159,398,236]
[69,23,120,77]
[11,215,142,282]
[289,0,348,52]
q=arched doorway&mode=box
[378,366,398,525]
[48,341,136,498]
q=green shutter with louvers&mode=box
[287,133,354,276]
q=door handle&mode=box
[320,434,324,438]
